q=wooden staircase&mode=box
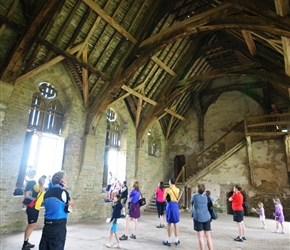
[175,113,290,208]
[176,121,245,186]
[145,113,290,211]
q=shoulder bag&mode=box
[207,195,218,220]
[23,196,37,208]
[23,189,44,208]
[138,192,146,207]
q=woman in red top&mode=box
[155,182,166,228]
[229,184,246,242]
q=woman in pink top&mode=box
[155,182,166,228]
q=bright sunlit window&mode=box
[28,132,64,180]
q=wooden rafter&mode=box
[82,0,137,44]
[241,30,257,56]
[1,0,66,83]
[0,0,19,36]
[282,37,290,77]
[139,2,234,52]
[151,56,177,76]
[82,45,89,108]
[15,43,84,84]
[274,0,289,17]
[37,37,111,81]
[121,85,186,122]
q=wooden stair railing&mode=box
[176,121,245,186]
[175,113,290,209]
[244,113,290,136]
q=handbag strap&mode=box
[170,188,178,200]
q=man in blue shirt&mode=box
[39,171,73,250]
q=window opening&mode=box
[103,109,126,189]
[107,108,117,122]
[27,132,64,181]
[148,128,157,156]
[14,83,64,195]
[39,82,57,99]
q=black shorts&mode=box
[106,184,112,192]
[26,207,39,224]
[233,210,244,222]
[193,219,211,232]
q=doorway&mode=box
[174,155,185,179]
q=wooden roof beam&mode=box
[82,0,137,44]
[1,0,66,83]
[274,0,290,78]
[274,0,289,17]
[37,37,111,81]
[121,85,157,106]
[139,2,235,52]
[15,43,84,84]
[121,85,186,122]
[282,36,290,77]
[151,56,177,77]
[82,45,89,108]
[0,0,19,36]
[241,30,257,55]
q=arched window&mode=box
[27,83,63,135]
[103,108,125,189]
[105,108,120,148]
[14,82,64,194]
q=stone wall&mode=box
[2,68,290,234]
[0,62,87,232]
[167,90,290,220]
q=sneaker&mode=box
[175,240,180,245]
[242,236,246,240]
[106,243,111,248]
[22,242,35,249]
[114,244,121,248]
[234,237,243,242]
[156,224,163,228]
[119,234,128,240]
[282,230,286,234]
[130,234,136,239]
[163,241,171,246]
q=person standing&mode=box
[191,184,213,250]
[119,181,141,240]
[229,184,246,242]
[39,171,74,250]
[120,181,128,218]
[273,198,285,234]
[162,177,180,246]
[252,202,266,229]
[106,194,123,248]
[155,181,166,228]
[22,170,46,250]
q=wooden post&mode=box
[246,136,254,186]
[285,134,290,172]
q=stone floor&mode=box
[1,211,290,250]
